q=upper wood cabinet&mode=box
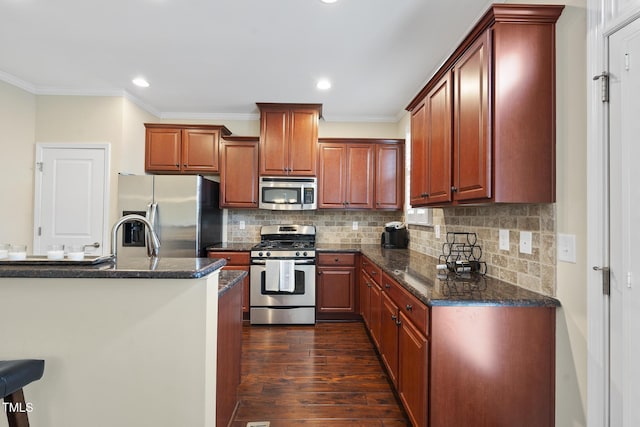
[410,73,452,206]
[257,103,322,176]
[318,139,404,210]
[406,4,564,206]
[220,137,259,208]
[145,124,231,174]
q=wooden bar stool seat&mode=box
[0,360,45,427]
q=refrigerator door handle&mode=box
[145,202,158,257]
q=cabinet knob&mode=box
[405,304,413,312]
[183,164,187,167]
[451,186,458,192]
[317,271,323,275]
[391,314,397,321]
[175,164,179,168]
[385,284,391,289]
[421,193,429,198]
[226,257,231,260]
[334,258,339,262]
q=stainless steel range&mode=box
[250,225,316,325]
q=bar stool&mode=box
[0,360,45,427]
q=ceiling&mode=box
[0,0,498,122]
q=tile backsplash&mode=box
[226,210,402,244]
[226,204,556,297]
[408,204,556,296]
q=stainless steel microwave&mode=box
[259,176,317,210]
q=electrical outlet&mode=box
[239,220,245,230]
[352,221,358,231]
[499,229,510,251]
[434,225,441,239]
[557,233,576,263]
[519,231,532,254]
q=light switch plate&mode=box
[519,231,532,254]
[352,221,358,230]
[499,229,510,251]
[239,220,246,230]
[434,224,441,239]
[557,233,577,263]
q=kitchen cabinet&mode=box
[219,137,259,208]
[145,124,231,173]
[208,251,250,316]
[318,139,404,210]
[398,310,428,427]
[316,253,358,320]
[406,4,564,205]
[257,103,321,176]
[379,291,399,387]
[216,276,243,427]
[360,256,382,348]
[410,73,452,206]
[318,142,374,209]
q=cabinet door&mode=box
[359,269,372,327]
[181,128,219,173]
[453,31,491,201]
[318,143,347,208]
[425,73,453,204]
[259,108,289,176]
[145,127,181,172]
[410,99,429,206]
[369,281,382,349]
[220,141,259,208]
[380,292,399,388]
[398,312,429,427]
[375,143,404,210]
[317,267,356,313]
[288,109,318,176]
[345,144,374,209]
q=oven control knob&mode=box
[258,252,263,257]
[296,251,300,257]
[303,251,308,257]
[266,252,271,257]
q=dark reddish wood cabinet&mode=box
[145,124,231,173]
[257,103,321,176]
[219,137,259,208]
[208,251,250,316]
[318,139,404,210]
[407,5,563,206]
[216,277,243,427]
[379,291,399,388]
[316,253,357,320]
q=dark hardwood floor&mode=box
[230,322,409,427]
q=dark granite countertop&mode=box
[0,257,226,279]
[218,270,247,296]
[319,244,560,308]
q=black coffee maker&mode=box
[381,222,409,249]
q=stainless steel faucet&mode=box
[111,214,160,259]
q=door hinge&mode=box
[37,226,42,236]
[593,266,611,295]
[36,162,43,172]
[592,72,609,103]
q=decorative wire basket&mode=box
[437,232,487,278]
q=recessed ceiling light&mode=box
[320,0,338,3]
[132,77,150,88]
[317,79,332,90]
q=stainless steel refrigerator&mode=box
[117,174,222,257]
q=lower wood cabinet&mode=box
[208,251,250,317]
[398,310,429,427]
[379,292,399,387]
[216,278,243,427]
[316,252,358,321]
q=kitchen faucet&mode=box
[111,214,160,259]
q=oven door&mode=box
[250,261,316,307]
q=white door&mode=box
[608,19,640,427]
[33,144,110,256]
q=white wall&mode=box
[0,81,36,246]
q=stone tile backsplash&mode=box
[226,203,556,297]
[408,204,556,296]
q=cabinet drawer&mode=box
[361,256,382,285]
[208,251,250,266]
[318,253,356,266]
[383,272,428,336]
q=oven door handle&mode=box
[251,259,316,266]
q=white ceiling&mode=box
[0,0,497,122]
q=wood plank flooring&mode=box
[231,322,409,427]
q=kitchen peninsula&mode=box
[0,257,244,427]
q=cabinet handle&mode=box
[405,304,413,312]
[183,163,187,167]
[451,186,458,192]
[334,258,339,262]
[367,282,372,288]
[370,271,377,276]
[421,192,429,198]
[175,164,179,168]
[226,257,231,260]
[385,283,391,289]
[391,314,397,321]
[317,271,323,275]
